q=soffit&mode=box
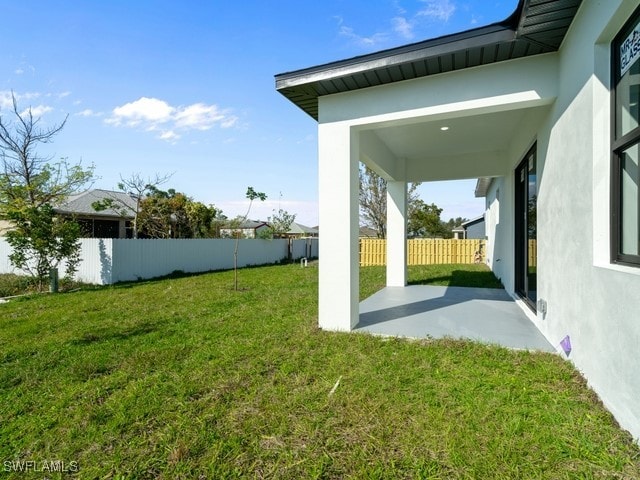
[275,0,583,120]
[372,109,529,160]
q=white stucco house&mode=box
[276,0,640,440]
[219,219,270,239]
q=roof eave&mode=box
[275,25,516,90]
[475,177,493,197]
[275,0,583,120]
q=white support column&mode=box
[386,180,407,287]
[318,122,360,331]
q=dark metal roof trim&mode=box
[275,0,583,120]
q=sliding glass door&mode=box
[515,145,537,309]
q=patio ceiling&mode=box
[360,102,552,182]
[371,108,528,159]
[275,0,583,120]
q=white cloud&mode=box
[23,105,53,117]
[159,130,180,141]
[108,97,174,127]
[76,109,103,117]
[336,1,458,49]
[0,90,71,120]
[392,16,414,39]
[106,96,238,141]
[392,0,407,15]
[20,92,41,101]
[0,90,43,109]
[14,64,35,76]
[174,103,236,130]
[0,91,14,109]
[418,0,456,22]
[338,24,388,47]
[335,16,388,47]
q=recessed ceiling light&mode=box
[440,126,449,131]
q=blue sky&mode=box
[0,0,517,226]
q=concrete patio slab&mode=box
[356,285,555,352]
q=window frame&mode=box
[611,6,640,267]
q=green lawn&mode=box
[359,263,504,300]
[1,264,639,479]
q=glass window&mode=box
[616,59,640,138]
[620,144,639,256]
[613,7,640,266]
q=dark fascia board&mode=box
[275,23,516,90]
[275,0,583,120]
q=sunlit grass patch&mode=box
[1,263,638,478]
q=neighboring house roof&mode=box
[287,222,318,236]
[359,226,378,238]
[222,219,268,230]
[462,216,485,228]
[55,189,137,219]
[275,0,582,119]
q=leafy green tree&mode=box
[135,187,224,239]
[185,200,224,238]
[91,172,172,238]
[5,205,82,289]
[137,187,187,238]
[94,174,224,239]
[443,216,469,238]
[267,208,296,238]
[0,92,93,288]
[408,200,447,238]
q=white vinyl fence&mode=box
[0,237,318,285]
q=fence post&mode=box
[49,268,59,293]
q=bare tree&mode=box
[0,92,94,288]
[92,172,172,238]
[359,164,421,238]
[0,92,92,208]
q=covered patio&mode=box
[357,285,554,351]
[275,1,578,347]
[275,0,640,443]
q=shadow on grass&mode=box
[109,259,317,290]
[70,322,160,345]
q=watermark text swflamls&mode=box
[3,459,79,473]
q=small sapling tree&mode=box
[234,186,266,290]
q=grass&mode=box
[0,273,87,298]
[1,263,639,479]
[359,263,503,300]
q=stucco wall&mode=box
[314,0,640,440]
[517,0,640,440]
[483,0,640,439]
